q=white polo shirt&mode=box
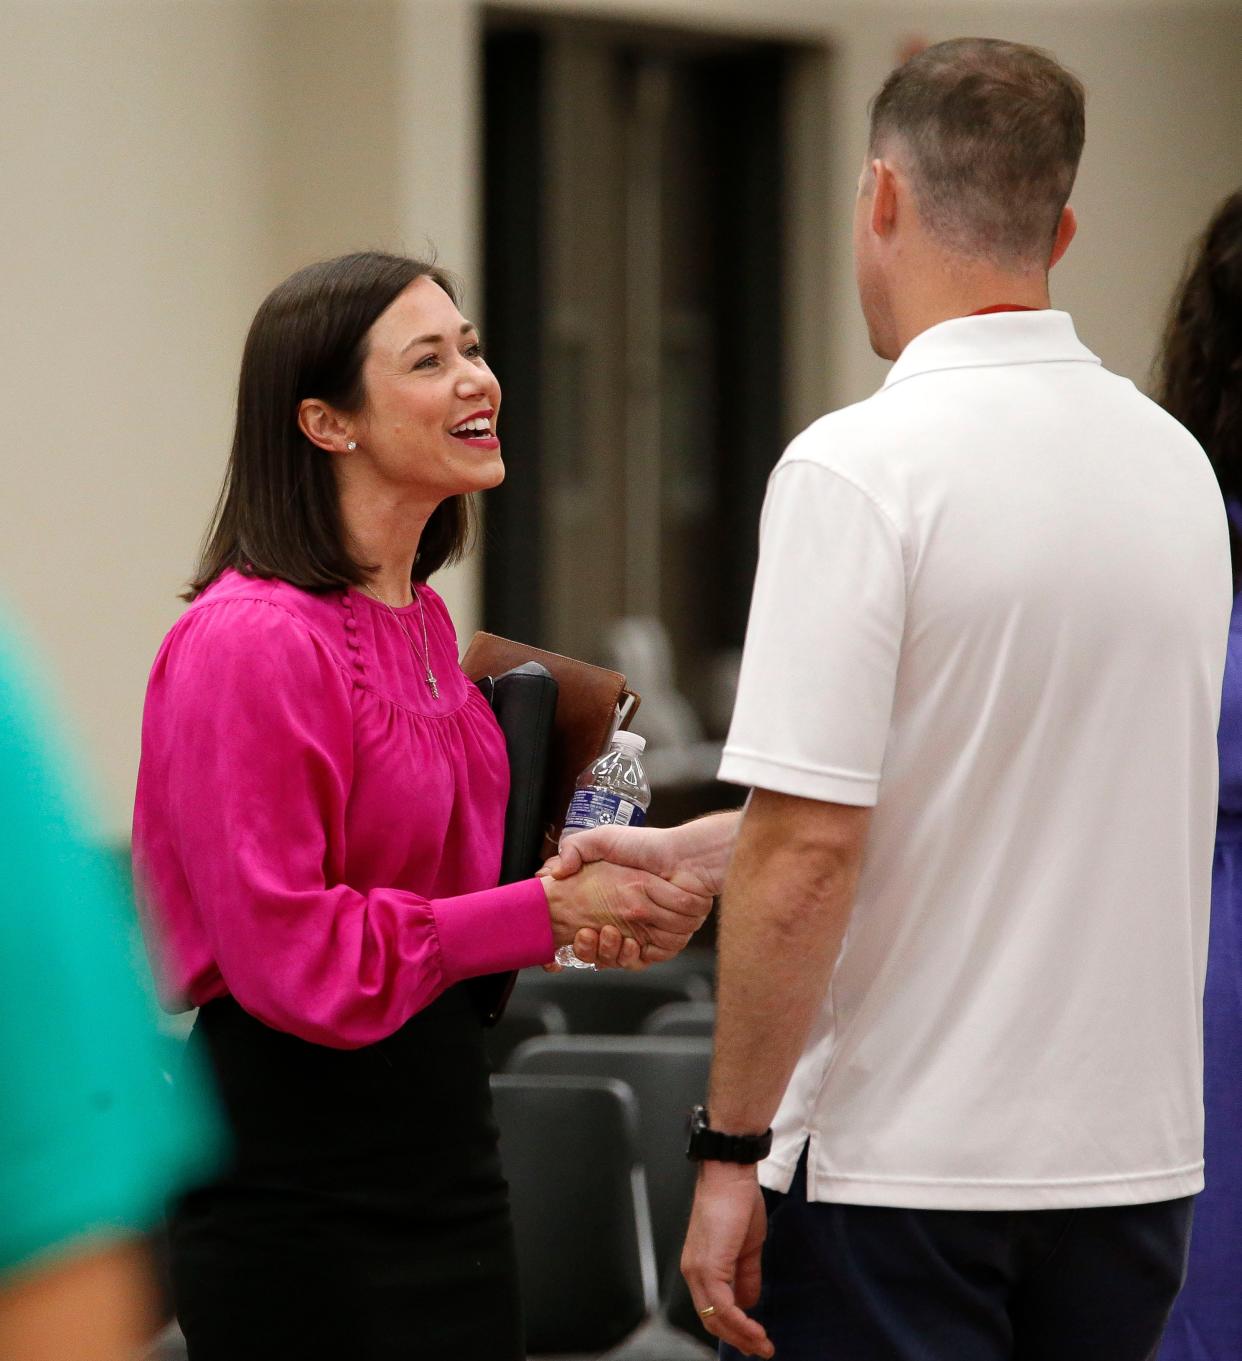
[719,310,1231,1211]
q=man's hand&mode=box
[682,1163,773,1359]
[540,812,740,964]
[540,861,713,963]
[547,811,741,898]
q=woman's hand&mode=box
[542,925,643,973]
[540,861,713,966]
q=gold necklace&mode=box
[361,582,440,700]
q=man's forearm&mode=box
[706,791,868,1135]
[668,809,744,896]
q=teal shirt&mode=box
[0,625,222,1272]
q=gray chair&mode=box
[646,948,715,1000]
[640,1001,716,1038]
[603,1316,717,1360]
[505,1036,712,1290]
[491,1074,659,1357]
[485,993,569,1072]
[510,967,709,1038]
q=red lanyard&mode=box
[970,304,1038,316]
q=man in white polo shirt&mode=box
[553,36,1231,1361]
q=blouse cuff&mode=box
[433,878,554,983]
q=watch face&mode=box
[686,1105,708,1156]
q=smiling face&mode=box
[353,274,504,501]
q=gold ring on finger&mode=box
[698,1305,717,1319]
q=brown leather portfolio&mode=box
[461,631,641,853]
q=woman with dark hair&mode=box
[133,252,711,1360]
[1155,191,1242,1361]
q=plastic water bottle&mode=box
[554,731,652,970]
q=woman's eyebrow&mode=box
[400,322,477,355]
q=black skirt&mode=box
[170,988,523,1361]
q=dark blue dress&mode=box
[1160,547,1242,1361]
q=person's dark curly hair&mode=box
[1154,189,1242,585]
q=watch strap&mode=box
[686,1105,773,1164]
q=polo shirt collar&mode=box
[882,309,1101,391]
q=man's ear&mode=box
[298,399,352,455]
[871,159,900,240]
[1049,204,1077,270]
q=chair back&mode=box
[491,1073,659,1353]
[505,1036,712,1285]
[484,994,568,1072]
[641,1000,716,1038]
[510,968,708,1036]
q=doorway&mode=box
[482,11,826,786]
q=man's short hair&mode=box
[869,38,1086,267]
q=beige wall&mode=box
[253,0,483,624]
[3,0,1240,837]
[2,2,271,836]
[0,0,479,838]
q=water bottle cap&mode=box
[611,730,646,754]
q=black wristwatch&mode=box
[685,1105,773,1164]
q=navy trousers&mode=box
[720,1150,1193,1361]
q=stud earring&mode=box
[346,439,358,451]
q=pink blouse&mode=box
[133,569,554,1049]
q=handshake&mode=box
[537,812,740,971]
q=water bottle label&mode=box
[562,789,648,834]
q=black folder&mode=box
[486,662,560,884]
[468,662,559,1026]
